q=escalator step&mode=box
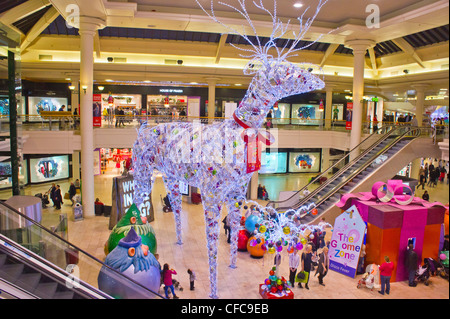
[53,291,75,299]
[34,282,58,299]
[0,254,6,267]
[0,264,24,283]
[15,273,42,293]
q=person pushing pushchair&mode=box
[162,194,172,213]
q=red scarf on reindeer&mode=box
[233,112,275,173]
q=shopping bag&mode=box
[295,271,309,283]
[64,193,70,200]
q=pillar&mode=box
[78,16,105,217]
[206,78,220,122]
[413,84,428,126]
[322,148,330,172]
[70,77,79,113]
[72,151,80,181]
[250,171,258,200]
[345,39,376,161]
[324,84,335,129]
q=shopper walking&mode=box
[49,183,57,207]
[405,244,418,287]
[68,182,77,206]
[416,173,426,190]
[378,256,394,295]
[289,249,300,287]
[54,185,63,210]
[316,247,329,286]
[162,263,179,299]
[299,244,313,289]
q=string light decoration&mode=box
[132,0,328,299]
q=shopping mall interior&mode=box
[0,0,448,302]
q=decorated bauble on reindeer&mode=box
[132,0,328,299]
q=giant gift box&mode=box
[337,180,448,282]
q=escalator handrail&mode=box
[267,125,397,208]
[0,233,110,299]
[276,126,433,212]
[0,201,166,299]
[290,126,433,214]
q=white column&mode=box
[250,171,258,200]
[324,85,335,129]
[322,148,330,172]
[413,84,428,126]
[206,78,220,122]
[72,151,80,181]
[345,39,376,161]
[78,17,105,217]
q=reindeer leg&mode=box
[163,177,183,245]
[201,192,222,299]
[226,200,241,269]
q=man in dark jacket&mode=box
[68,182,77,206]
[405,244,418,287]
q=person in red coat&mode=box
[378,256,394,295]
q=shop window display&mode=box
[291,104,322,125]
[29,155,69,183]
[288,152,321,173]
[28,97,68,122]
[147,95,187,117]
[271,103,290,125]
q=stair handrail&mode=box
[287,126,433,216]
[267,125,397,208]
[0,201,165,299]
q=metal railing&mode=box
[0,200,165,299]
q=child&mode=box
[162,263,179,299]
[187,269,196,291]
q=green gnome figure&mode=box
[105,203,157,256]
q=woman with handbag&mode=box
[299,244,313,289]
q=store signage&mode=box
[160,88,183,94]
[109,174,154,229]
[329,205,366,278]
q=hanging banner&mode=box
[329,205,366,278]
[93,94,102,127]
[346,102,353,130]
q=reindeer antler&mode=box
[195,0,331,62]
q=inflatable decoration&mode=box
[237,229,250,251]
[98,228,161,299]
[105,203,157,256]
[132,0,329,298]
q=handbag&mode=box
[295,271,309,283]
[64,192,70,200]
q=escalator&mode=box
[267,126,438,224]
[0,201,164,299]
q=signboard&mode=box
[329,205,366,278]
[346,102,353,130]
[93,94,102,127]
[109,174,154,230]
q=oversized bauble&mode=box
[277,279,282,285]
[105,204,157,256]
[276,245,283,252]
[268,247,276,254]
[98,228,161,299]
[245,215,259,233]
[311,208,318,216]
[296,243,303,251]
[271,286,277,293]
[259,225,267,233]
[247,236,266,258]
[283,226,290,235]
[269,270,275,276]
[265,279,271,286]
[238,230,250,251]
[300,237,307,244]
[440,253,447,261]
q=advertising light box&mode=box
[29,155,69,183]
[260,152,287,174]
[288,152,321,173]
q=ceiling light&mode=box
[190,82,198,85]
[144,80,151,83]
[98,86,104,91]
[69,85,75,90]
[105,79,113,82]
[293,2,303,8]
[65,78,71,81]
[235,84,242,86]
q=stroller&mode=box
[161,195,172,213]
[357,264,380,291]
[35,192,50,208]
[414,263,431,286]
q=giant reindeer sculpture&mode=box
[132,0,328,298]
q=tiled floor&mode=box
[2,164,449,299]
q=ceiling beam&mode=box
[0,0,51,25]
[319,43,339,68]
[391,37,426,68]
[20,6,59,52]
[94,31,101,59]
[215,34,228,64]
[368,47,378,77]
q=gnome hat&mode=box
[118,227,142,249]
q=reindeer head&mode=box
[196,0,328,125]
